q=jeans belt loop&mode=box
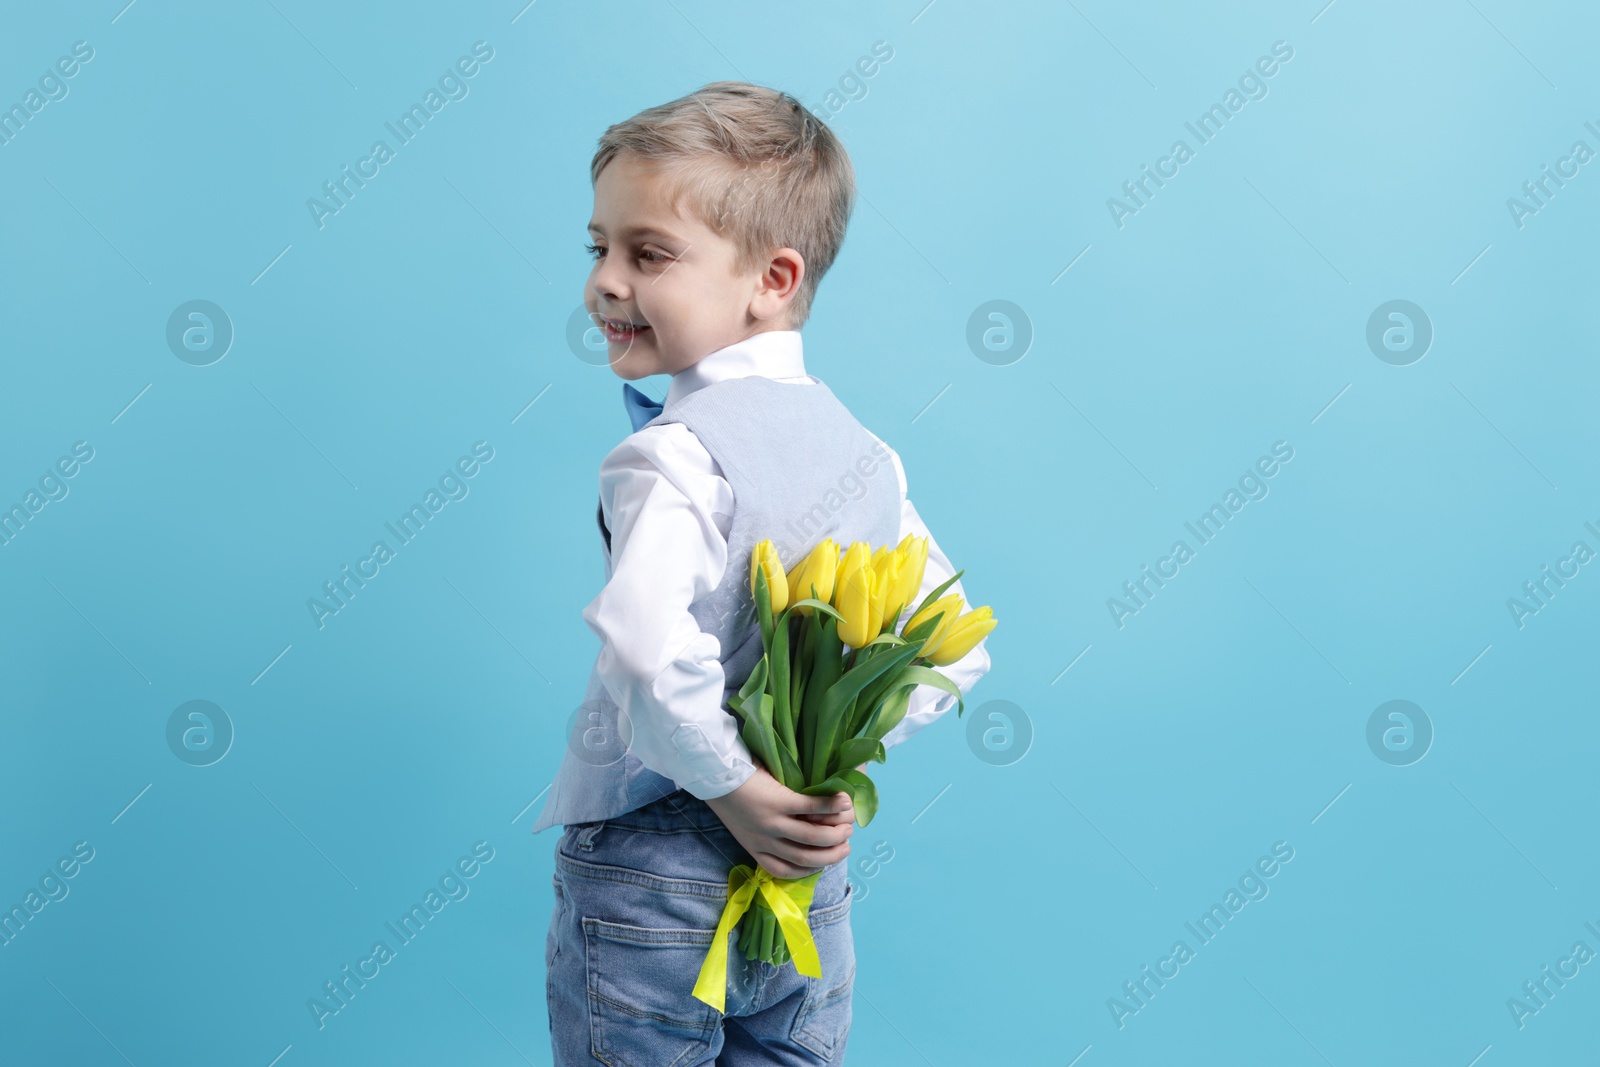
[574,821,604,851]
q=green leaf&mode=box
[859,632,907,651]
[839,768,878,826]
[729,652,772,722]
[802,769,879,826]
[795,613,816,774]
[751,692,786,786]
[895,606,952,661]
[902,665,966,719]
[735,691,792,788]
[842,638,932,741]
[842,686,877,742]
[865,666,965,739]
[738,701,780,778]
[799,614,843,784]
[789,618,807,759]
[862,685,914,740]
[800,773,852,796]
[773,734,804,788]
[857,641,929,723]
[832,736,885,775]
[754,565,774,652]
[776,597,846,628]
[736,654,769,711]
[730,657,771,752]
[905,569,964,630]
[809,639,915,783]
[771,609,795,762]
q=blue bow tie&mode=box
[622,382,664,432]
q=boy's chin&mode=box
[608,347,673,380]
[609,359,657,381]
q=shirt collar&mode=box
[664,330,808,408]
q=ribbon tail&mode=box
[760,877,822,979]
[691,867,760,1012]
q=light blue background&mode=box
[3,1,1597,1063]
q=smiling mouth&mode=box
[598,315,651,343]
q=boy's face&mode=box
[585,151,799,380]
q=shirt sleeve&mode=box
[867,433,993,752]
[582,423,758,800]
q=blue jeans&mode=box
[545,787,855,1065]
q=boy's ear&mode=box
[750,247,805,325]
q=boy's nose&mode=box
[592,263,628,303]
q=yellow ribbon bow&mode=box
[691,864,822,1012]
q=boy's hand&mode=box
[793,763,869,828]
[704,764,854,879]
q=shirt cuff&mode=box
[667,722,759,800]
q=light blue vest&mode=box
[529,374,902,833]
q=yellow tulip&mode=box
[884,535,928,629]
[906,593,963,658]
[831,542,869,606]
[870,547,902,637]
[785,538,838,612]
[833,542,877,648]
[926,606,996,665]
[749,539,788,615]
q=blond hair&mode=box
[590,81,855,328]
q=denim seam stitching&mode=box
[556,854,855,912]
[794,965,854,1058]
[583,917,716,947]
[590,989,714,1030]
[557,853,730,897]
[597,821,728,836]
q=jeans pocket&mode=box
[583,916,721,1067]
[791,880,855,1061]
[547,874,565,970]
[546,873,566,998]
[547,871,574,1039]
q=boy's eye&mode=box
[640,249,665,264]
[584,242,605,260]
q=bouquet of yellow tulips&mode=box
[690,534,996,1010]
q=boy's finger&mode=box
[799,792,850,814]
[796,806,851,821]
[759,851,819,880]
[779,815,851,847]
[774,837,850,871]
[800,809,852,827]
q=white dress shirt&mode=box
[583,329,993,801]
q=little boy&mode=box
[532,81,992,1065]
